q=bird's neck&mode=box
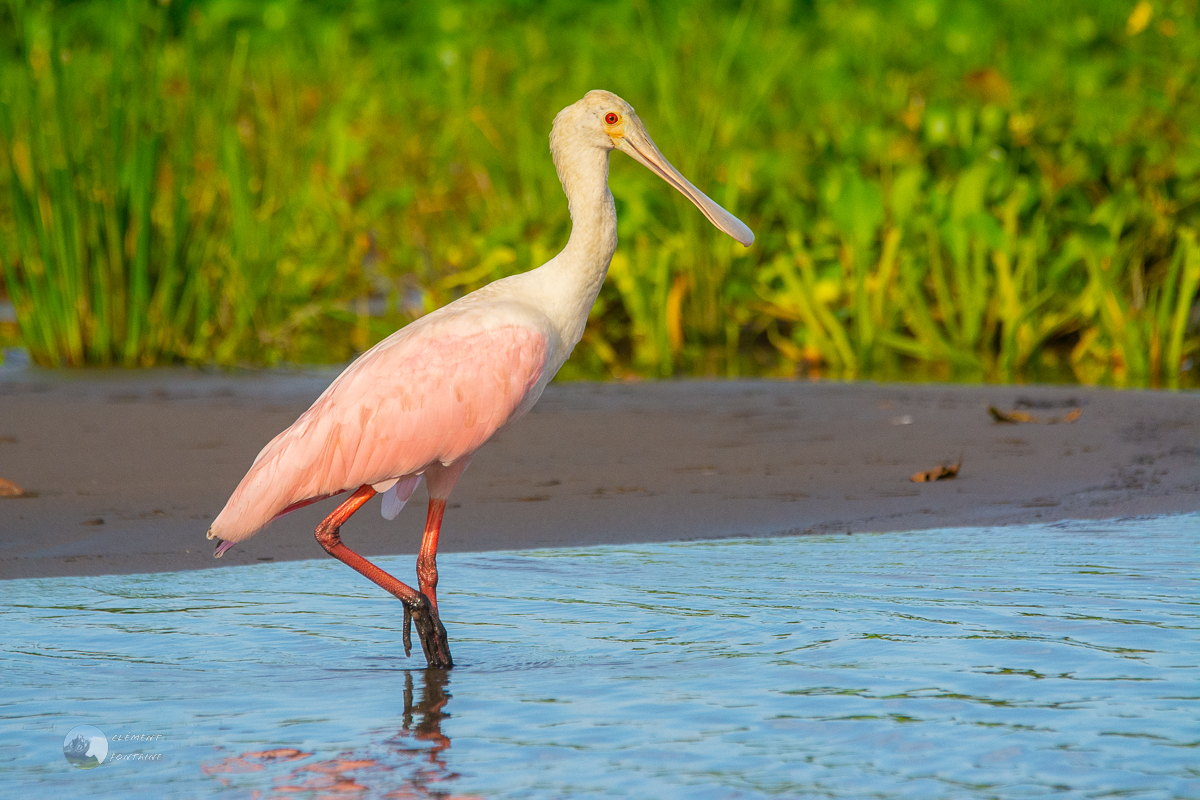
[540,145,618,349]
[560,148,618,268]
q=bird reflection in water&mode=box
[383,667,463,792]
[201,668,479,798]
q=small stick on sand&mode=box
[912,455,963,483]
[989,406,1082,424]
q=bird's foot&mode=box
[402,594,452,668]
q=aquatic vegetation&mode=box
[1,0,1197,385]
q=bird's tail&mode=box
[207,491,338,558]
[206,426,310,558]
[208,532,237,558]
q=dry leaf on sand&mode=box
[0,477,27,497]
[989,406,1081,424]
[911,456,963,483]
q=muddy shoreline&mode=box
[1,367,1196,580]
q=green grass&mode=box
[1,0,1198,386]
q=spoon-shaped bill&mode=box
[615,125,754,247]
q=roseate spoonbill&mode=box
[207,90,754,667]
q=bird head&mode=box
[551,90,754,246]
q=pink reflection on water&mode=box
[201,669,480,799]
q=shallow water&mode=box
[2,516,1198,799]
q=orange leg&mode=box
[315,485,452,668]
[417,499,447,612]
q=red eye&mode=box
[605,112,619,125]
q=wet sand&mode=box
[1,368,1197,580]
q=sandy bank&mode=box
[1,368,1196,580]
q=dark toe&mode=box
[405,594,452,668]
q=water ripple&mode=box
[1,515,1197,799]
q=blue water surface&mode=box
[2,516,1198,799]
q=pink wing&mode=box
[210,322,548,542]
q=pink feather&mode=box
[210,323,547,543]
